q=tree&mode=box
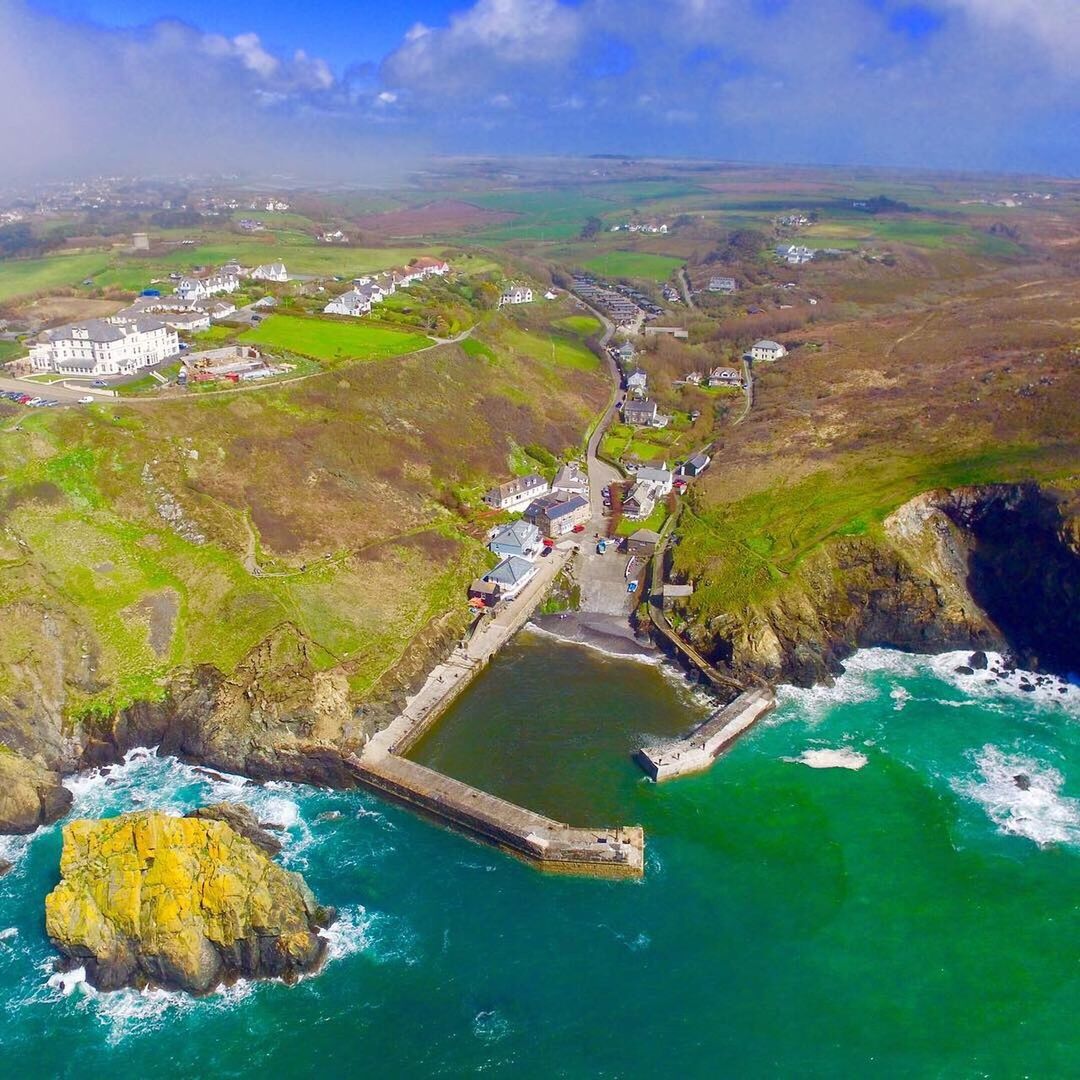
[580,216,603,240]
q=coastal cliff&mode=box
[45,808,333,994]
[0,482,1075,837]
[679,483,1080,687]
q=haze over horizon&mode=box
[2,0,1078,182]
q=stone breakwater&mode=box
[349,751,644,878]
[635,687,776,782]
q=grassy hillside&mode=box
[0,311,609,719]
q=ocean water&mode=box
[2,635,1078,1078]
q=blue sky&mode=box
[3,0,1078,180]
[29,0,462,69]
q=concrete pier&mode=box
[635,687,776,782]
[349,753,644,877]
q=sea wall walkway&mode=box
[634,687,776,782]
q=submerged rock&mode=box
[0,858,12,877]
[45,810,333,995]
[0,750,72,835]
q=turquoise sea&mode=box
[2,634,1078,1078]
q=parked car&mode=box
[91,380,107,388]
[540,547,552,558]
[627,581,638,593]
[77,396,94,404]
[571,524,586,534]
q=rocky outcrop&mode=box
[187,802,283,856]
[683,483,1079,687]
[0,749,72,834]
[45,809,334,995]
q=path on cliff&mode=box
[678,268,697,311]
[734,357,755,425]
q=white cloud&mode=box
[0,1,420,182]
[943,0,1080,67]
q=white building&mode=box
[750,340,787,362]
[551,461,589,499]
[251,262,288,283]
[500,283,533,306]
[323,289,371,318]
[174,274,239,301]
[482,474,550,513]
[30,317,179,377]
[634,467,673,497]
[775,244,816,265]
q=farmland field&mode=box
[580,250,684,281]
[0,252,110,303]
[238,313,431,363]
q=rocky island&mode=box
[45,805,334,995]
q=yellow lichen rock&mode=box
[45,810,332,994]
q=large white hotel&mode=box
[29,316,179,378]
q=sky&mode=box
[2,0,1078,182]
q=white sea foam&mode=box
[928,651,1080,714]
[472,1009,512,1043]
[785,747,869,770]
[0,927,18,945]
[954,745,1080,847]
[890,686,911,712]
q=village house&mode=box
[482,474,550,513]
[627,370,648,395]
[489,520,544,560]
[708,276,737,293]
[681,452,711,477]
[614,341,636,366]
[551,462,590,499]
[623,399,659,427]
[775,244,816,265]
[644,326,689,340]
[251,262,288,283]
[319,230,347,243]
[323,289,371,318]
[634,466,673,497]
[708,366,742,387]
[523,493,591,537]
[484,556,538,599]
[411,256,450,276]
[30,316,178,377]
[468,579,501,607]
[750,340,787,362]
[174,273,239,301]
[500,283,533,306]
[626,529,661,556]
[157,310,211,333]
[621,481,657,521]
[682,371,704,386]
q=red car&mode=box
[572,524,586,533]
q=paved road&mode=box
[572,301,636,617]
[0,376,95,404]
[678,268,697,311]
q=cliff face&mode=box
[686,483,1079,687]
[0,749,72,834]
[45,809,333,994]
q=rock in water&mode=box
[45,811,333,994]
[0,750,72,835]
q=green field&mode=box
[504,328,600,372]
[554,315,603,336]
[238,314,431,363]
[0,252,110,303]
[580,250,684,281]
